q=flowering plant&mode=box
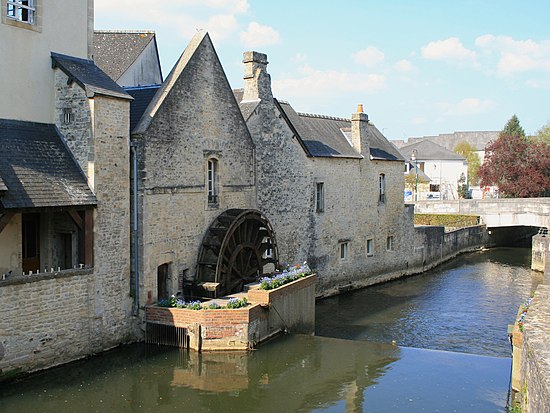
[156,295,249,310]
[259,262,312,290]
[517,297,532,332]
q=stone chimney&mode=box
[242,51,273,102]
[351,104,369,156]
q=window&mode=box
[386,236,394,251]
[366,239,373,256]
[339,242,348,260]
[379,174,386,203]
[62,108,74,125]
[6,0,35,24]
[316,182,324,212]
[262,236,273,259]
[207,159,218,204]
[430,184,440,192]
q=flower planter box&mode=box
[145,274,316,351]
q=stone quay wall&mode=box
[514,235,550,413]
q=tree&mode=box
[453,141,481,185]
[501,114,525,138]
[532,119,550,144]
[479,116,550,197]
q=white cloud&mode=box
[240,22,281,48]
[353,47,385,67]
[438,98,496,116]
[95,0,247,41]
[394,59,415,73]
[475,34,550,75]
[421,37,476,62]
[273,65,386,98]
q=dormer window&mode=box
[7,0,35,24]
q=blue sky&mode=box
[95,0,550,140]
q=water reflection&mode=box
[0,335,509,413]
[0,248,531,412]
[316,248,539,357]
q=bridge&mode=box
[413,198,550,229]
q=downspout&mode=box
[130,141,140,316]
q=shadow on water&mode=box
[0,335,510,413]
[0,248,535,412]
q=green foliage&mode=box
[453,141,480,185]
[414,214,479,228]
[532,119,550,144]
[226,297,248,309]
[501,114,526,138]
[508,402,522,413]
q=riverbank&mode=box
[512,234,550,413]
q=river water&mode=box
[0,248,541,413]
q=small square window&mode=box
[62,108,74,124]
[6,0,35,24]
[386,236,394,251]
[339,242,348,260]
[316,182,324,212]
[366,239,373,256]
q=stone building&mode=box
[237,52,412,297]
[1,3,414,376]
[0,0,134,377]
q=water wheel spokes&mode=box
[196,209,278,297]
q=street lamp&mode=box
[411,149,418,201]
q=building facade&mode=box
[2,5,415,377]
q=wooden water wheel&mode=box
[195,209,278,297]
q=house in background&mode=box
[398,140,467,200]
[393,131,498,165]
[93,30,163,87]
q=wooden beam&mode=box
[67,209,84,231]
[84,209,94,267]
[0,212,15,234]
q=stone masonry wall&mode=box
[0,92,134,380]
[0,270,95,377]
[54,69,93,176]
[88,95,133,351]
[134,33,257,307]
[520,284,550,413]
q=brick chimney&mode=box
[351,104,369,156]
[242,51,273,102]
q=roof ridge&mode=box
[297,112,350,122]
[123,84,162,91]
[94,30,156,34]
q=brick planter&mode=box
[145,274,316,351]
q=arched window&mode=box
[207,158,218,204]
[379,174,386,203]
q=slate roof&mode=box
[51,52,132,100]
[399,139,465,161]
[94,30,158,81]
[0,176,7,192]
[0,119,97,210]
[275,100,403,161]
[394,131,499,152]
[125,85,161,132]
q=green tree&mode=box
[501,114,525,138]
[532,119,550,144]
[479,115,550,197]
[453,141,480,185]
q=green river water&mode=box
[0,248,541,413]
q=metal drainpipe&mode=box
[130,142,140,316]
